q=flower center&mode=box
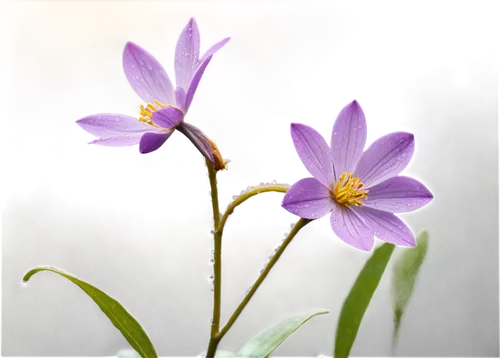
[138,100,182,127]
[332,172,369,207]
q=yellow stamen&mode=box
[332,171,369,208]
[137,101,184,128]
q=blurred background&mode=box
[0,1,500,357]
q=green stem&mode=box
[217,217,312,340]
[206,160,222,357]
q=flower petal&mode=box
[152,107,184,128]
[139,132,173,154]
[364,176,433,213]
[199,37,231,65]
[281,178,334,219]
[330,205,374,251]
[184,56,212,112]
[175,18,200,90]
[355,132,415,188]
[175,87,186,110]
[290,123,335,188]
[354,206,415,246]
[76,113,151,137]
[331,100,367,177]
[123,42,175,104]
[176,122,214,162]
[89,135,143,147]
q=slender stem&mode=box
[205,183,302,358]
[206,159,222,357]
[217,217,312,340]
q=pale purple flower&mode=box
[282,100,433,251]
[76,18,230,162]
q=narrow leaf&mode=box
[236,309,329,357]
[23,266,157,358]
[334,243,395,358]
[117,349,141,358]
[199,351,235,357]
[391,231,429,348]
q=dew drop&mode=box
[259,268,265,274]
[209,259,215,265]
[274,245,281,252]
[272,180,277,184]
[210,230,215,236]
[290,222,295,229]
[259,182,264,186]
[240,190,245,195]
[21,280,28,287]
[245,287,251,295]
[284,232,289,237]
[208,276,215,283]
[210,249,215,254]
[232,195,238,200]
[208,191,212,196]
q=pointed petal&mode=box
[175,18,200,90]
[355,132,415,188]
[152,106,184,128]
[184,56,212,112]
[139,132,173,154]
[123,42,175,104]
[290,123,335,188]
[281,178,334,219]
[199,37,231,65]
[175,87,186,110]
[331,100,367,176]
[330,205,374,251]
[76,113,151,137]
[176,122,214,162]
[364,176,433,213]
[354,206,415,246]
[89,135,144,147]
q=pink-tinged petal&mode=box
[281,178,334,219]
[177,122,214,162]
[184,56,212,112]
[291,123,335,188]
[331,100,367,177]
[89,135,143,147]
[354,206,415,246]
[152,107,184,129]
[175,18,200,90]
[330,205,374,251]
[76,113,151,137]
[123,42,175,104]
[175,87,186,110]
[139,132,173,154]
[355,132,415,188]
[199,37,231,65]
[364,176,433,213]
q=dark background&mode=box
[0,1,500,357]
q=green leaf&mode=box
[117,349,141,358]
[391,231,429,347]
[334,243,395,358]
[23,266,157,358]
[199,351,235,357]
[236,309,329,357]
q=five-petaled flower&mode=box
[282,100,433,251]
[76,18,230,169]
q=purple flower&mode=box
[282,100,433,251]
[76,18,230,165]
